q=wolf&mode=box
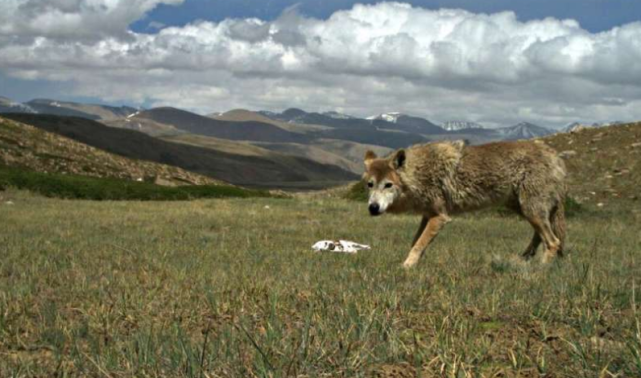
[363,140,567,268]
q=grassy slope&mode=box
[0,191,639,377]
[542,122,641,205]
[0,166,276,200]
[0,116,218,186]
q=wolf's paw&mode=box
[402,260,417,269]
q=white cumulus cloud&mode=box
[0,0,184,41]
[2,1,641,127]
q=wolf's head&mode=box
[363,149,406,216]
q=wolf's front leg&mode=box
[403,214,450,268]
[412,216,429,247]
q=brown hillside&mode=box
[212,109,330,133]
[2,114,358,189]
[103,116,181,136]
[137,107,311,143]
[254,139,392,174]
[542,122,641,205]
[0,116,218,186]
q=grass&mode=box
[0,165,275,200]
[0,190,640,377]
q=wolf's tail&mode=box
[551,194,566,257]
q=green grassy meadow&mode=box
[1,190,640,377]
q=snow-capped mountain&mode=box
[368,112,443,134]
[322,111,355,120]
[496,122,554,140]
[367,112,404,123]
[0,96,38,114]
[441,121,485,131]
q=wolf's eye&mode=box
[384,183,393,189]
[367,182,374,188]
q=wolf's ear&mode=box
[364,150,377,168]
[392,149,406,170]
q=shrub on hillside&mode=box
[0,165,276,201]
[344,179,368,202]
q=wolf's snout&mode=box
[368,203,381,216]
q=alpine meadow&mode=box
[1,185,640,377]
[3,0,641,377]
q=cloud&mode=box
[0,0,184,41]
[1,1,641,126]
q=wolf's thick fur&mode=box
[363,140,567,268]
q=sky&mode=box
[1,0,641,128]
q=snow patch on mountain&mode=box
[441,121,485,131]
[322,111,355,120]
[367,112,403,123]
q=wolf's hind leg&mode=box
[523,212,561,264]
[521,232,541,260]
[403,214,450,268]
[550,202,566,257]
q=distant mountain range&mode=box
[367,112,444,134]
[2,96,628,138]
[2,95,635,189]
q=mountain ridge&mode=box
[2,113,358,189]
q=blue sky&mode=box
[2,0,641,127]
[134,0,640,33]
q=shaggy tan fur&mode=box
[363,140,567,268]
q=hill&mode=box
[542,121,641,205]
[311,127,428,149]
[121,108,419,171]
[135,107,311,143]
[211,109,330,133]
[2,114,358,189]
[0,116,216,186]
[25,99,138,121]
[0,96,37,114]
[251,140,391,174]
[103,115,183,136]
